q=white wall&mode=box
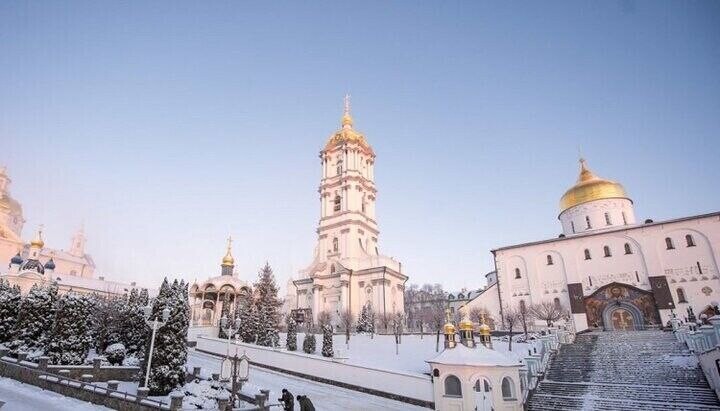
[196,336,434,404]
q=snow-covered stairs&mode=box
[527,330,720,410]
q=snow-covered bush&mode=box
[173,378,231,409]
[10,283,58,353]
[0,280,21,344]
[46,293,94,365]
[106,343,127,365]
[303,333,316,354]
[321,324,334,358]
[286,316,297,351]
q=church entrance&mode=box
[610,307,636,331]
[584,282,661,331]
[473,378,492,411]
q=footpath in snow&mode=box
[187,349,428,411]
[0,376,110,411]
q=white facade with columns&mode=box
[292,98,407,325]
[465,159,720,332]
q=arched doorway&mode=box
[473,377,492,411]
[608,307,636,330]
[585,282,661,330]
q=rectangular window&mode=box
[605,212,612,225]
[571,221,575,233]
[698,262,703,275]
[622,212,628,225]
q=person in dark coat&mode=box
[296,395,316,411]
[278,388,294,411]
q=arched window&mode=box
[332,237,339,253]
[677,288,687,303]
[584,249,591,260]
[334,195,342,212]
[665,237,675,250]
[514,268,521,279]
[444,375,462,397]
[546,255,554,265]
[604,212,612,225]
[624,243,632,255]
[603,246,611,257]
[622,211,628,225]
[336,161,343,176]
[686,234,696,247]
[554,297,561,308]
[585,216,592,229]
[501,377,516,400]
[474,379,491,393]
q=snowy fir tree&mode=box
[253,262,282,346]
[137,288,149,306]
[302,332,316,354]
[92,294,124,352]
[46,293,94,365]
[286,315,297,351]
[218,292,231,339]
[10,283,58,354]
[321,324,334,357]
[121,288,148,356]
[146,279,190,396]
[0,280,21,345]
[238,302,260,343]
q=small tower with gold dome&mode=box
[443,308,457,349]
[478,313,492,349]
[559,158,636,236]
[220,235,235,276]
[458,311,476,348]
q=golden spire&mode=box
[30,225,45,249]
[341,93,353,129]
[221,235,234,266]
[577,158,597,183]
[443,308,456,335]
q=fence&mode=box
[673,316,720,400]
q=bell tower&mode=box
[316,95,379,262]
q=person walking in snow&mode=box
[296,395,315,411]
[278,388,294,410]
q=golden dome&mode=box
[559,158,630,213]
[323,95,374,153]
[478,322,491,335]
[0,194,22,215]
[221,236,234,267]
[444,322,456,335]
[459,315,474,332]
[30,228,44,249]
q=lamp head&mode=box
[162,307,171,322]
[143,305,152,319]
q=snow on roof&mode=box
[426,343,521,368]
[51,272,142,295]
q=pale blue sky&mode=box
[1,1,719,292]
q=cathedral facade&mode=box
[291,98,407,325]
[0,166,141,296]
[466,159,720,332]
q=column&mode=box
[313,285,321,324]
[340,280,349,313]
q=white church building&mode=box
[466,159,720,332]
[291,97,408,325]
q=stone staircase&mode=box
[527,330,720,410]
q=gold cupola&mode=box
[478,313,492,348]
[221,235,235,276]
[443,308,457,349]
[323,95,373,154]
[559,158,630,214]
[458,311,476,348]
[30,227,45,249]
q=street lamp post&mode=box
[143,305,171,388]
[220,315,241,357]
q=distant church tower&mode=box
[221,236,235,276]
[69,226,87,257]
[317,95,379,261]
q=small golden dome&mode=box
[559,158,629,213]
[459,317,474,332]
[323,95,374,154]
[221,236,234,267]
[30,228,44,249]
[444,322,456,335]
[478,322,491,335]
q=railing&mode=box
[519,328,575,402]
[673,316,720,354]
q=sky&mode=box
[1,1,719,293]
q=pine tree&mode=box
[46,293,94,364]
[147,279,190,396]
[218,292,231,339]
[321,324,334,357]
[302,332,316,354]
[286,316,297,351]
[253,263,282,346]
[122,288,148,356]
[0,280,21,345]
[10,283,58,354]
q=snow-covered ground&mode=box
[187,349,427,411]
[0,377,110,411]
[277,333,532,375]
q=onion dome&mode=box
[221,236,234,267]
[459,316,474,332]
[559,158,630,213]
[44,258,56,270]
[30,228,44,249]
[10,252,23,265]
[324,95,373,153]
[444,321,457,335]
[478,321,491,336]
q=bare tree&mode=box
[518,302,533,341]
[380,312,391,333]
[425,302,447,352]
[468,306,495,329]
[316,310,332,331]
[339,309,354,348]
[502,305,521,352]
[530,301,567,327]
